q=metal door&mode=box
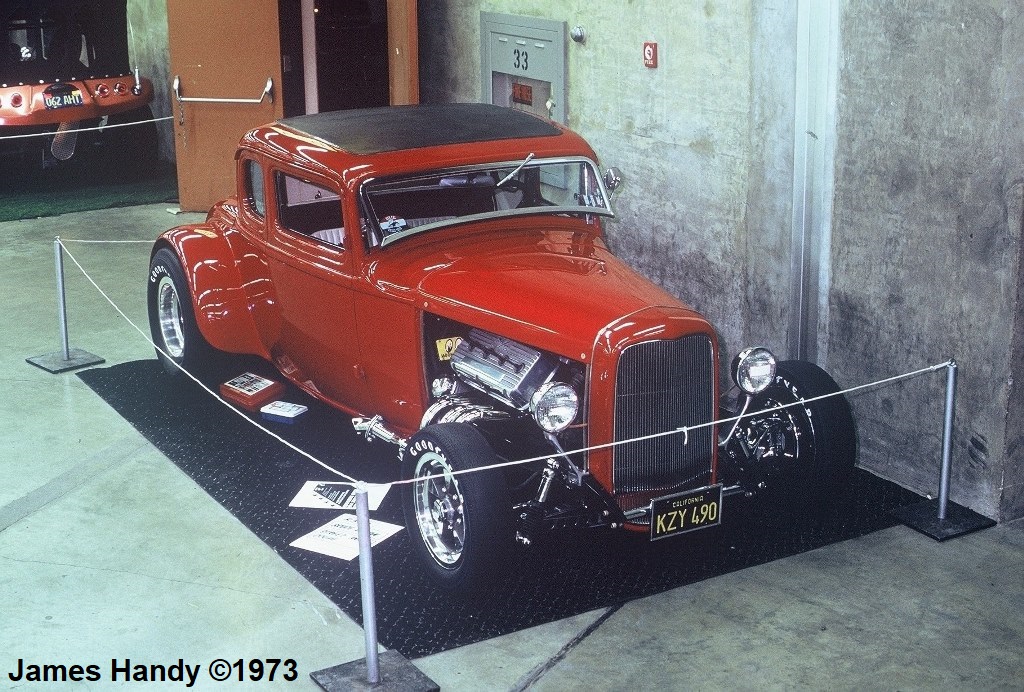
[167,0,284,212]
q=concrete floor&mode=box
[1,203,1021,691]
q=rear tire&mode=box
[147,247,215,377]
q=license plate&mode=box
[650,485,722,541]
[43,85,84,110]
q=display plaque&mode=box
[219,372,286,411]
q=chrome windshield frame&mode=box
[358,156,616,249]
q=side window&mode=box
[244,159,266,218]
[274,171,344,247]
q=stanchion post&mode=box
[54,236,71,361]
[891,357,995,540]
[26,237,105,373]
[309,483,439,691]
[937,360,957,521]
[355,484,380,685]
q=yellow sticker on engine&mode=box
[435,337,462,361]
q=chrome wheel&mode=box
[148,247,217,377]
[401,423,511,590]
[156,275,185,359]
[412,451,465,567]
[741,396,803,464]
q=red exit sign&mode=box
[644,42,658,68]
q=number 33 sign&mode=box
[513,47,529,71]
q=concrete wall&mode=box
[418,0,1024,521]
[127,0,173,161]
[832,2,1023,520]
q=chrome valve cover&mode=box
[450,328,557,410]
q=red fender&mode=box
[152,224,274,359]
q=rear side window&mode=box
[274,171,344,247]
[244,159,266,217]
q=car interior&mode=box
[274,171,345,247]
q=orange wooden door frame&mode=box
[388,0,419,106]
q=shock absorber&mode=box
[515,459,560,545]
[535,459,559,503]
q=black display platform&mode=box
[79,359,924,658]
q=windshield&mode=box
[360,157,614,248]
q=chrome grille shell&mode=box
[612,334,716,500]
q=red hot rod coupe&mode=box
[149,104,856,589]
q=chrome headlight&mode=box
[530,382,579,433]
[731,347,777,394]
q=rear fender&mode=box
[152,226,269,358]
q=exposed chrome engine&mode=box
[356,323,603,545]
[420,396,512,428]
[450,328,558,410]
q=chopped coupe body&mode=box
[149,104,856,589]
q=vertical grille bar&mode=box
[613,335,715,494]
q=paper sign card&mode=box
[289,514,403,561]
[260,400,308,423]
[288,481,390,510]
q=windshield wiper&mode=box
[496,152,535,188]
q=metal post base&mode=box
[26,349,105,374]
[892,498,995,541]
[310,650,439,692]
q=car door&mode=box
[261,168,365,411]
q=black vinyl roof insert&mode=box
[277,103,562,156]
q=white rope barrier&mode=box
[60,239,155,244]
[54,236,951,490]
[0,115,174,142]
[390,359,953,487]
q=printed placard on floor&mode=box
[290,514,403,561]
[288,481,390,510]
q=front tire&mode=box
[728,360,857,496]
[401,423,512,591]
[147,247,215,376]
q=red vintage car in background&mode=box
[0,0,155,168]
[148,103,856,589]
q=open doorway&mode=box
[278,0,390,117]
[0,0,174,221]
